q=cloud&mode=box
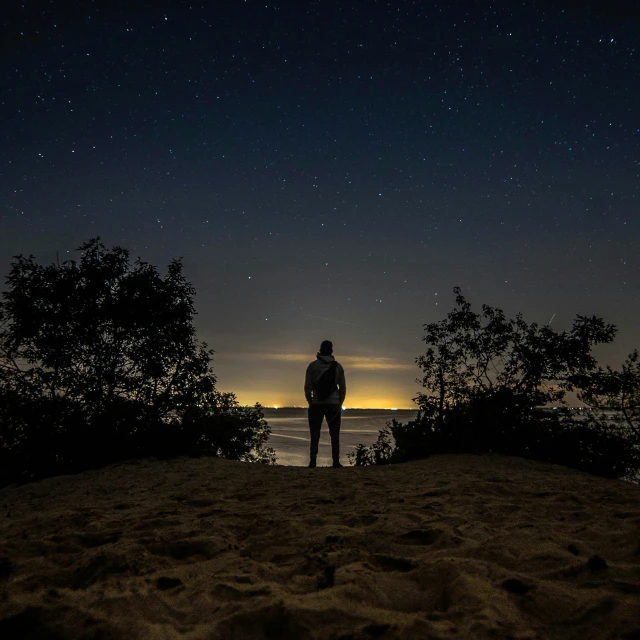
[259,353,414,371]
[261,353,310,363]
[343,356,414,371]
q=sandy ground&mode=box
[0,454,639,640]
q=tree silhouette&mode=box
[576,350,640,448]
[0,238,275,485]
[413,286,615,426]
[349,288,640,480]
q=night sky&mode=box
[1,1,638,408]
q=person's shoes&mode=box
[332,461,343,468]
[308,459,317,468]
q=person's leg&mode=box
[326,404,342,466]
[308,404,323,466]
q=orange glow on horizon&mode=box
[233,391,416,410]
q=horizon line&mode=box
[258,406,416,410]
[250,405,597,411]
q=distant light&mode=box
[274,406,278,409]
[390,408,398,411]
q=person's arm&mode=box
[304,365,314,405]
[338,365,346,406]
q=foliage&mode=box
[575,350,640,444]
[149,392,276,465]
[350,423,398,467]
[413,287,616,422]
[348,288,640,480]
[0,238,275,486]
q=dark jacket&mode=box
[304,354,346,405]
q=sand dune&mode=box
[0,454,639,639]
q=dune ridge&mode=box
[0,454,639,639]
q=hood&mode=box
[316,354,335,363]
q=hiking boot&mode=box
[332,461,343,468]
[308,459,317,468]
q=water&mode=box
[263,408,418,466]
[262,408,638,483]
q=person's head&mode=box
[319,340,333,356]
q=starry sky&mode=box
[1,1,638,408]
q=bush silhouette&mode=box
[348,288,640,480]
[575,349,640,444]
[0,238,276,486]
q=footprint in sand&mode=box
[211,582,272,600]
[75,532,122,548]
[69,552,142,590]
[185,498,217,508]
[346,514,378,527]
[146,538,222,561]
[422,489,449,497]
[373,554,417,572]
[399,528,442,545]
[156,576,183,590]
[227,492,268,502]
[196,508,224,519]
[133,517,183,531]
[0,557,13,580]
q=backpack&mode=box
[314,361,339,401]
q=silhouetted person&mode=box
[304,340,347,468]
